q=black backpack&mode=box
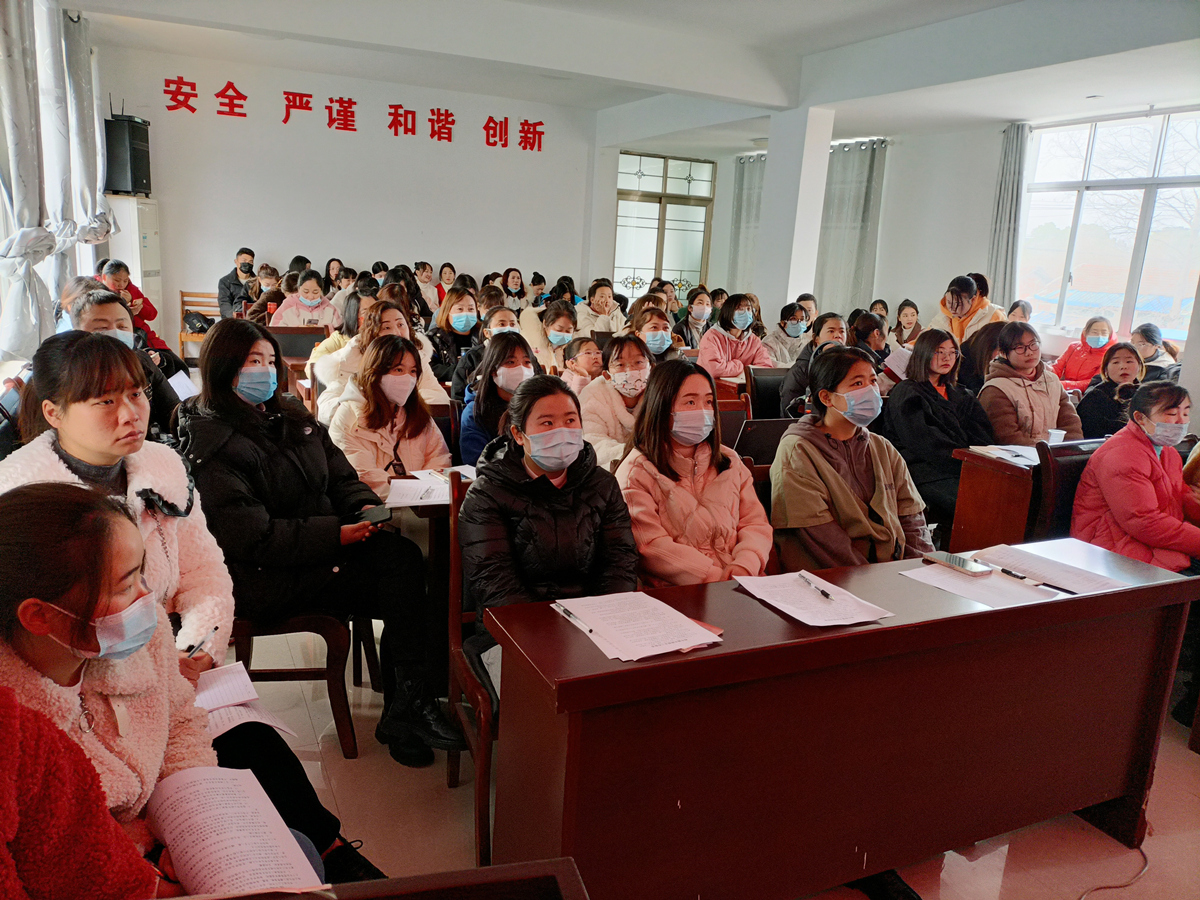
[183,311,214,334]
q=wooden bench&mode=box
[180,291,219,358]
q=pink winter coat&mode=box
[697,325,773,378]
[1071,420,1200,572]
[1053,337,1114,391]
[615,443,772,586]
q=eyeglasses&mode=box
[1012,341,1041,354]
[933,350,959,361]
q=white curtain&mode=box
[34,0,75,303]
[728,153,766,294]
[0,0,55,362]
[987,122,1031,311]
[814,139,887,316]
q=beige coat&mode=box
[329,393,452,493]
[519,306,566,372]
[314,332,448,425]
[978,359,1083,446]
[574,299,627,336]
[580,375,639,471]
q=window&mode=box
[1016,110,1200,344]
[613,152,715,296]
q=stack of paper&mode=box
[968,444,1040,465]
[734,571,894,626]
[554,592,723,661]
[193,663,296,739]
[385,478,449,507]
[900,564,1059,608]
[973,544,1128,594]
[167,370,200,400]
[883,345,912,381]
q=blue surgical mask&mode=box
[643,332,672,355]
[236,366,277,405]
[451,312,477,333]
[489,325,521,337]
[50,592,159,661]
[834,385,883,427]
[733,309,754,331]
[99,328,136,349]
[1086,334,1108,349]
[784,321,804,338]
[671,409,714,446]
[298,294,323,308]
[523,426,585,472]
[548,329,573,347]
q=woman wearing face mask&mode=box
[451,305,522,402]
[460,332,541,466]
[673,288,712,350]
[697,293,774,379]
[270,269,342,329]
[177,319,464,768]
[780,312,847,417]
[580,334,654,472]
[771,346,934,571]
[459,375,638,701]
[888,299,921,350]
[1077,342,1145,439]
[426,287,480,383]
[978,322,1083,446]
[1052,316,1115,391]
[574,279,627,335]
[1129,323,1180,383]
[559,336,604,395]
[927,275,1003,344]
[635,307,682,364]
[330,335,451,493]
[519,298,577,373]
[616,360,771,586]
[762,302,809,368]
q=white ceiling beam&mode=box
[596,95,769,148]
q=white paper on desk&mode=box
[556,592,722,661]
[552,603,624,659]
[166,369,199,400]
[735,571,894,626]
[385,478,449,507]
[205,699,297,740]
[969,444,1040,465]
[901,564,1059,608]
[973,544,1129,594]
[194,662,258,711]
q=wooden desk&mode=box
[487,539,1194,900]
[282,355,309,396]
[949,448,1038,552]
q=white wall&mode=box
[95,46,596,349]
[704,154,737,291]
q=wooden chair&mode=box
[746,366,787,420]
[444,471,497,866]
[1029,438,1107,541]
[590,330,613,351]
[267,325,327,359]
[682,347,700,359]
[733,418,793,466]
[231,615,359,758]
[350,615,382,692]
[180,291,219,357]
[743,456,782,574]
[717,394,751,446]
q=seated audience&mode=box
[795,292,817,323]
[1077,342,1144,439]
[371,260,389,284]
[255,263,282,298]
[177,319,463,768]
[217,246,256,318]
[958,320,1006,395]
[884,329,995,535]
[761,302,808,367]
[55,274,105,333]
[310,290,367,364]
[560,335,603,395]
[414,261,440,311]
[744,292,769,339]
[781,312,847,417]
[527,271,548,305]
[634,306,683,364]
[978,322,1083,445]
[436,262,456,303]
[246,269,297,326]
[317,299,401,423]
[382,265,434,319]
[270,268,342,328]
[100,260,188,379]
[581,334,653,471]
[770,346,934,571]
[697,292,773,378]
[869,299,889,329]
[1053,316,1115,390]
[426,287,480,382]
[322,258,343,299]
[289,255,313,274]
[673,288,712,350]
[615,359,771,585]
[575,278,626,335]
[475,283,508,317]
[852,313,895,395]
[519,298,576,372]
[1130,323,1180,382]
[330,335,451,492]
[709,288,729,314]
[624,293,667,332]
[500,267,526,308]
[452,305,521,401]
[927,274,1003,343]
[1007,299,1032,322]
[328,265,358,316]
[460,332,541,466]
[888,299,921,349]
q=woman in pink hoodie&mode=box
[615,359,771,586]
[1053,315,1115,391]
[270,267,342,329]
[696,293,773,378]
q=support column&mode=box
[1174,274,1200,436]
[752,106,835,318]
[581,146,619,285]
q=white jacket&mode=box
[0,433,234,651]
[329,390,452,493]
[574,300,626,336]
[580,375,639,472]
[315,331,448,425]
[761,327,806,368]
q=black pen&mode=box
[999,568,1076,595]
[798,572,833,601]
[553,603,593,633]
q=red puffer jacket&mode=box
[1052,337,1114,391]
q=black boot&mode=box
[847,870,924,900]
[377,678,468,752]
[321,837,387,883]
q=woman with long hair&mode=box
[459,331,541,465]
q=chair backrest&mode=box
[449,397,465,466]
[1030,437,1107,540]
[269,325,327,359]
[1174,432,1199,462]
[681,347,699,359]
[717,394,751,447]
[733,417,793,466]
[180,291,219,317]
[448,470,471,652]
[591,330,613,351]
[742,455,773,521]
[746,366,786,420]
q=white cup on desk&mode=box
[1047,428,1066,444]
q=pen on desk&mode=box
[553,603,593,633]
[998,568,1076,595]
[797,572,833,601]
[186,625,219,659]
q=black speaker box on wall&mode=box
[105,115,151,196]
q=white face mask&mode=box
[380,373,416,408]
[691,305,711,322]
[493,364,534,394]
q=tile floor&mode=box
[235,633,1200,899]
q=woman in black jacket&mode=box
[426,286,481,381]
[883,328,994,538]
[780,312,846,417]
[458,375,638,698]
[1077,342,1143,439]
[177,319,463,768]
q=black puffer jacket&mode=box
[176,397,379,621]
[426,324,481,383]
[780,340,819,417]
[1078,379,1136,439]
[459,435,637,618]
[884,378,995,487]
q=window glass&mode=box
[1017,191,1076,324]
[1030,125,1089,183]
[1133,187,1199,342]
[1088,118,1160,181]
[1159,112,1200,178]
[1062,190,1143,331]
[659,204,707,295]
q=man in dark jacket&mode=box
[217,246,256,318]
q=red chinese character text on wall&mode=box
[282,92,313,124]
[214,81,248,117]
[429,108,455,143]
[387,105,417,136]
[163,76,198,113]
[519,119,544,152]
[326,97,357,132]
[483,116,509,148]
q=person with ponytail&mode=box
[459,331,542,466]
[615,360,770,586]
[927,274,1003,343]
[1130,323,1180,382]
